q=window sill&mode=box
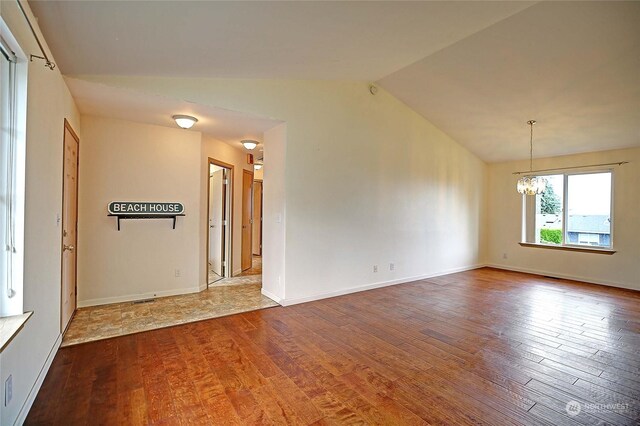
[0,312,33,353]
[519,242,616,255]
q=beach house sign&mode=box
[107,201,185,215]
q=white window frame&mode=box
[521,169,614,252]
[0,17,28,317]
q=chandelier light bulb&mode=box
[516,120,546,196]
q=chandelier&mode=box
[516,120,546,195]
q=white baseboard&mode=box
[78,285,204,308]
[260,288,283,304]
[15,333,62,425]
[486,263,639,292]
[279,264,485,306]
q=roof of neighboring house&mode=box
[567,215,610,234]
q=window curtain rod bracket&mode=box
[15,0,56,71]
[28,54,55,70]
[512,161,629,176]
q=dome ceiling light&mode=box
[172,115,198,129]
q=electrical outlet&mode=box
[503,253,508,259]
[373,265,378,273]
[174,269,181,278]
[5,375,12,406]
[390,263,395,271]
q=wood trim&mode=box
[61,119,80,333]
[253,179,263,256]
[519,242,616,255]
[209,158,234,171]
[63,118,80,142]
[241,169,254,271]
[205,158,234,285]
[220,170,227,275]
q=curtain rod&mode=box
[15,0,56,70]
[512,161,629,175]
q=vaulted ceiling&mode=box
[29,1,640,162]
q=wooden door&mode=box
[61,120,79,332]
[241,170,253,271]
[209,169,224,275]
[252,181,263,256]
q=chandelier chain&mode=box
[527,119,536,172]
[529,122,533,172]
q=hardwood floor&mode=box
[26,268,640,425]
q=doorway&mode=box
[61,119,79,332]
[207,158,233,285]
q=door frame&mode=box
[241,169,254,271]
[206,157,234,284]
[60,119,79,333]
[253,179,263,256]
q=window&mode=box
[1,22,27,317]
[523,171,613,249]
[535,174,563,245]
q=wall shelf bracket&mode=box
[108,214,185,231]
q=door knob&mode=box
[63,244,75,252]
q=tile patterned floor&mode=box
[62,257,276,347]
[207,267,223,284]
[209,256,262,287]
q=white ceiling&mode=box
[30,1,640,162]
[64,77,280,150]
[29,1,532,80]
[378,1,640,162]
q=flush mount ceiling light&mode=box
[254,163,263,170]
[241,140,259,150]
[516,120,546,196]
[172,115,198,129]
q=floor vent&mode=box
[132,298,156,305]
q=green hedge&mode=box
[540,229,562,244]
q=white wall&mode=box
[77,121,259,306]
[487,147,640,290]
[73,77,488,304]
[77,116,204,306]
[0,2,81,424]
[261,123,286,302]
[200,135,254,277]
